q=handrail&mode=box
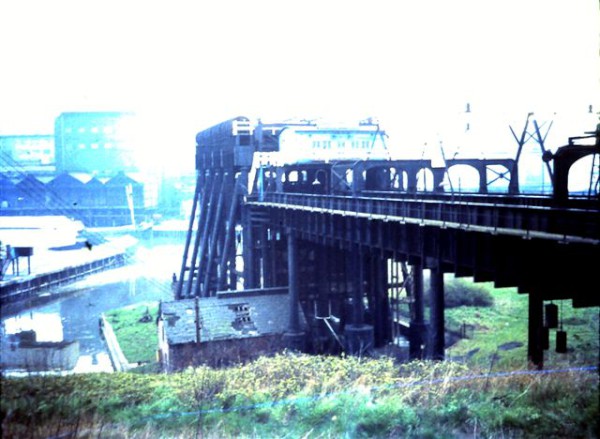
[248,192,600,243]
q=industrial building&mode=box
[54,111,139,174]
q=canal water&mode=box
[0,236,185,374]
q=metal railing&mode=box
[249,192,600,244]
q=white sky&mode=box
[0,0,598,171]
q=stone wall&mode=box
[1,340,80,371]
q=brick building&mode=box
[157,288,306,371]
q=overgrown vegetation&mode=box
[1,354,597,438]
[3,280,597,437]
[424,276,495,308]
[443,278,495,308]
[446,284,600,370]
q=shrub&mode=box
[426,278,494,308]
[446,279,494,307]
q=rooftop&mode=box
[159,288,300,345]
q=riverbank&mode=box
[1,236,181,376]
[0,235,138,305]
[99,314,133,372]
[101,302,161,372]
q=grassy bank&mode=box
[1,353,598,438]
[104,302,160,365]
[446,283,599,370]
[12,280,592,437]
[104,279,599,373]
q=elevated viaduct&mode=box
[177,118,599,369]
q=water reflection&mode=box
[1,237,183,374]
[4,309,63,342]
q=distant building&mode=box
[0,134,55,168]
[0,174,17,207]
[0,112,161,224]
[0,170,147,227]
[157,288,306,371]
[54,111,139,175]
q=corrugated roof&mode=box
[68,173,95,184]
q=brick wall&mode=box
[167,334,286,371]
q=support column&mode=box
[528,291,544,369]
[345,245,374,355]
[193,172,223,297]
[258,225,268,288]
[379,253,393,345]
[432,168,446,193]
[409,261,426,359]
[370,252,392,347]
[316,245,330,316]
[184,173,214,297]
[202,172,228,296]
[478,167,488,194]
[353,247,365,325]
[274,231,288,287]
[508,162,520,195]
[315,244,332,352]
[266,228,277,287]
[406,168,418,193]
[177,172,202,299]
[241,208,257,289]
[428,264,445,360]
[283,229,305,351]
[217,176,241,291]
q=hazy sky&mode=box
[0,0,598,170]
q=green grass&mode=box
[105,278,598,373]
[31,280,593,437]
[1,353,597,438]
[104,302,159,365]
[446,282,599,370]
[433,277,495,308]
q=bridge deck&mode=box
[250,192,600,245]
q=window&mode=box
[91,143,99,149]
[230,303,255,331]
[78,143,86,149]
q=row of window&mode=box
[65,142,115,150]
[16,149,52,155]
[312,140,373,149]
[63,126,115,134]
